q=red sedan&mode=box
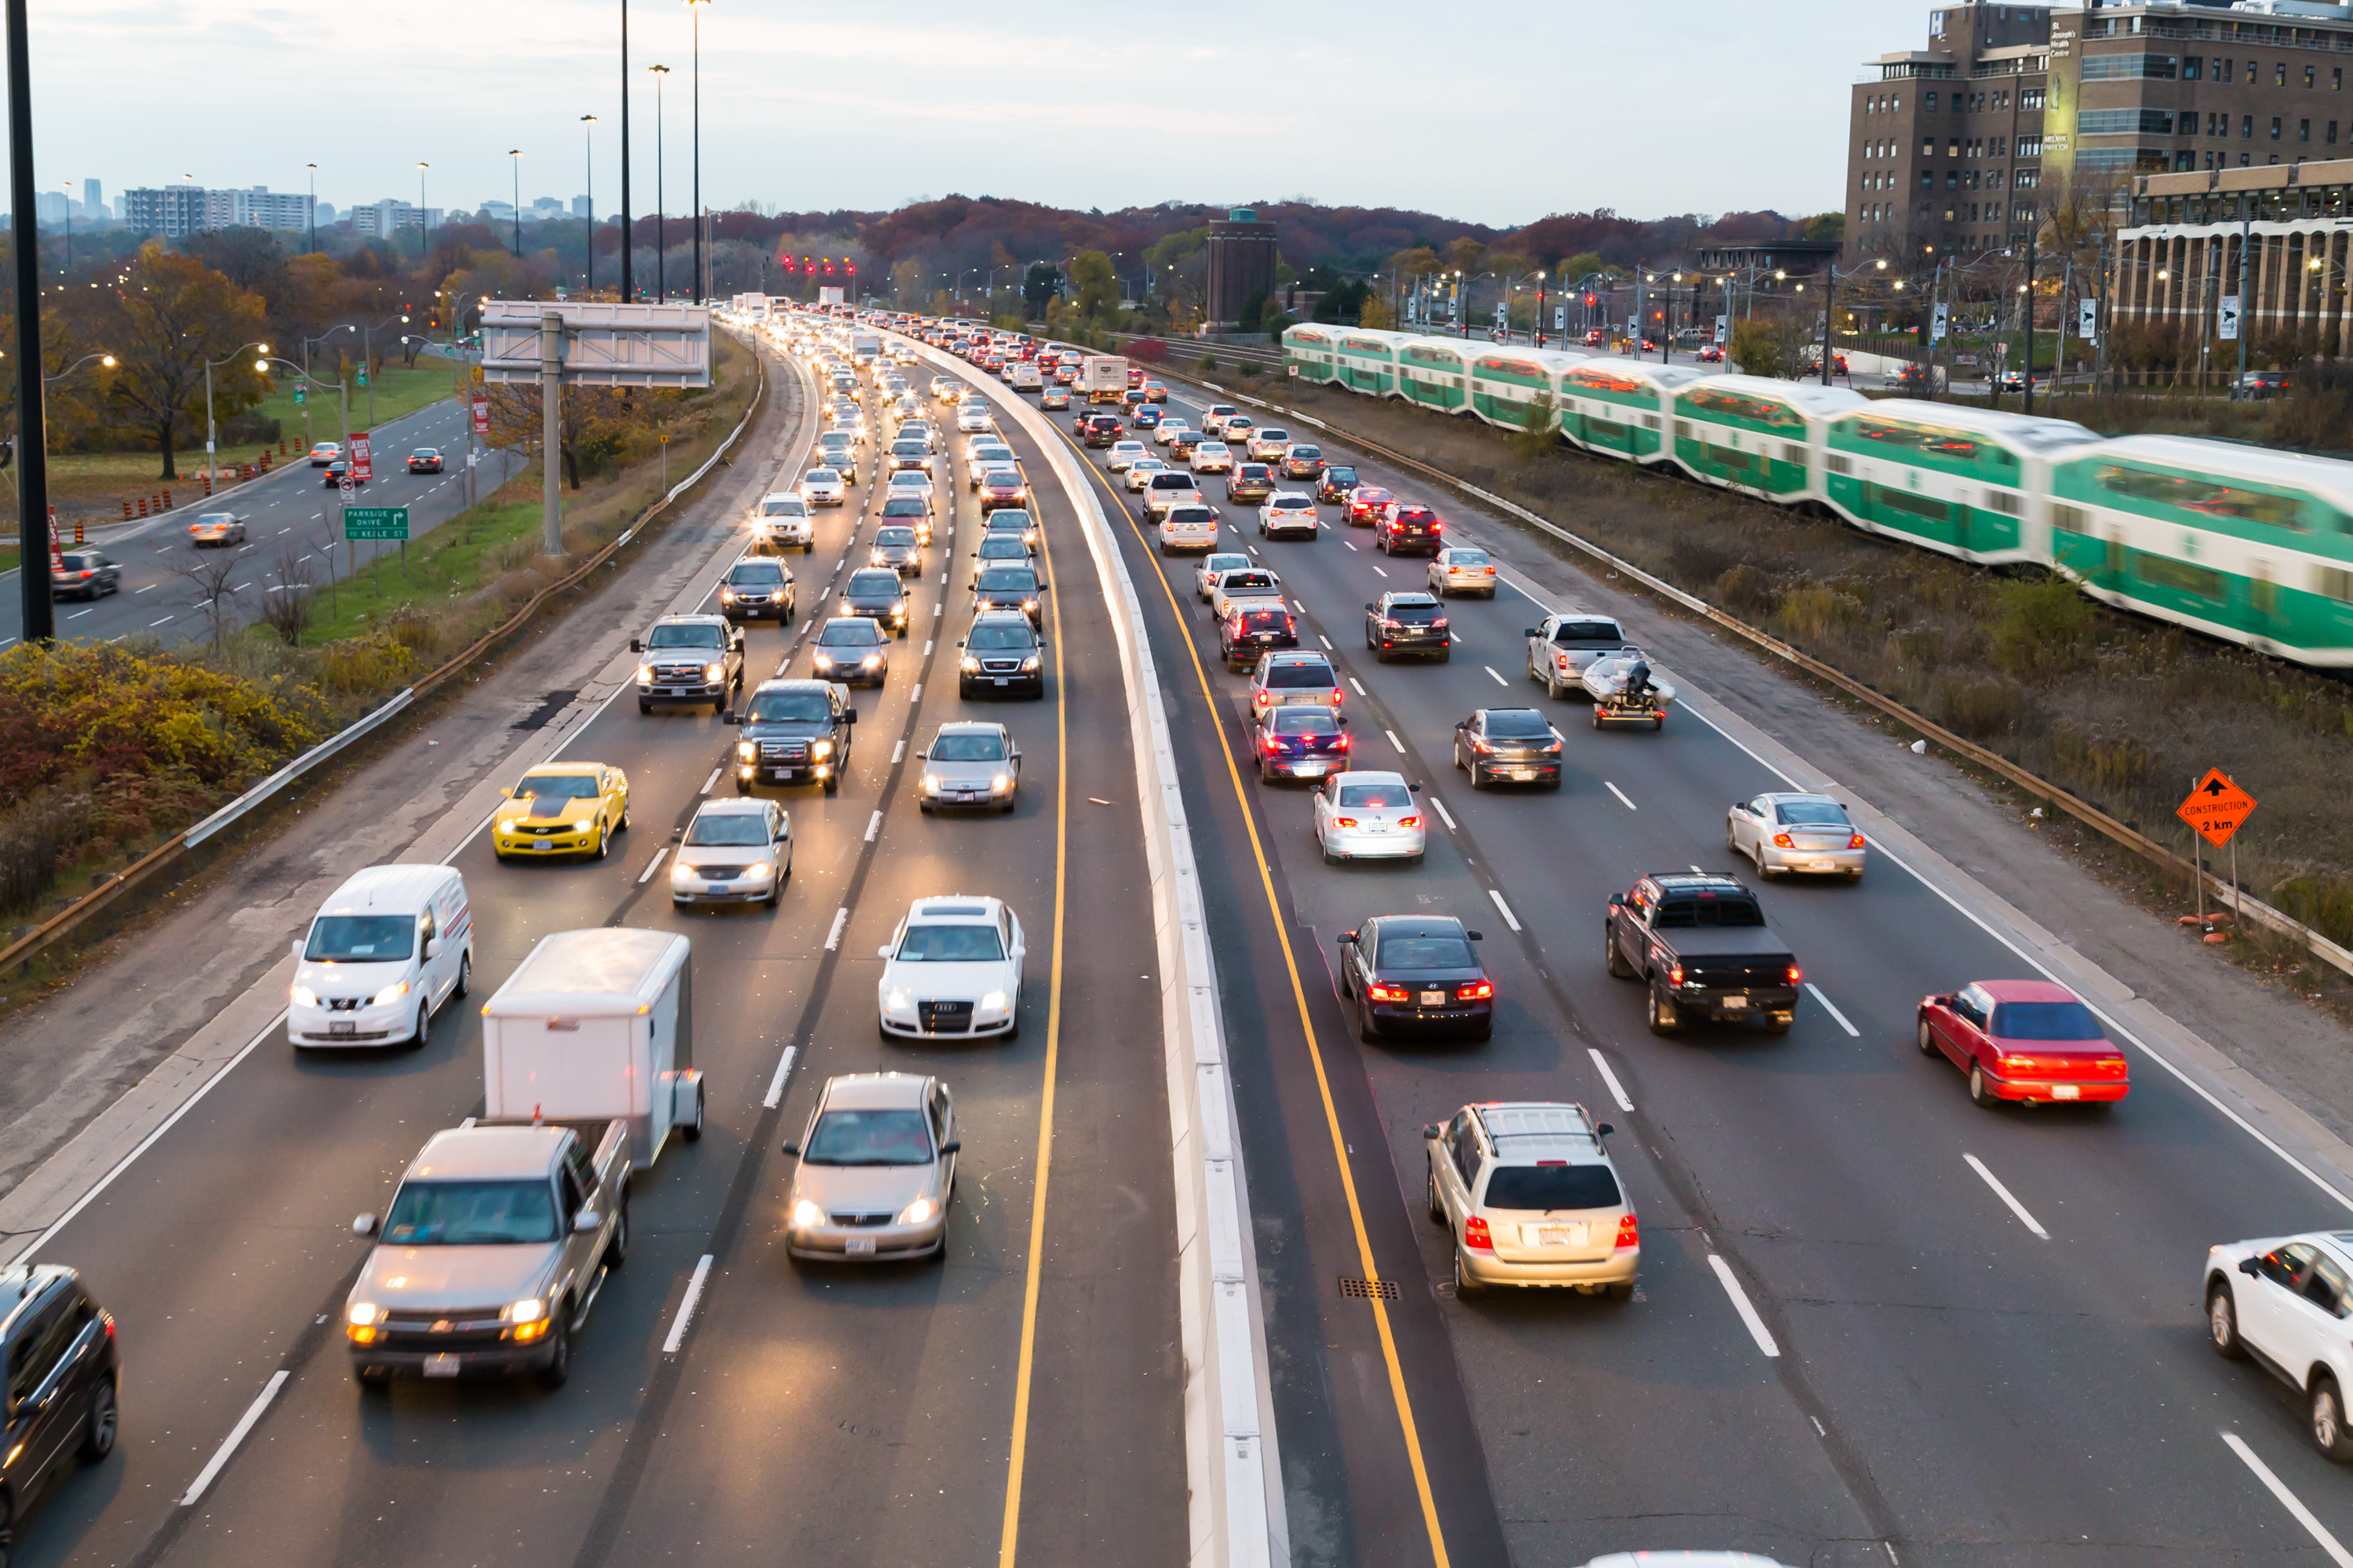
[1345,486,1397,527]
[1917,980,2129,1108]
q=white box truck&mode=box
[1080,355,1129,402]
[479,926,704,1164]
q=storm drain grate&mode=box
[1338,1276,1401,1301]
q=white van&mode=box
[288,864,473,1050]
[1007,361,1043,392]
[755,491,814,550]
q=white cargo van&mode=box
[480,927,704,1164]
[288,864,473,1050]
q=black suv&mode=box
[1315,465,1360,505]
[631,614,745,713]
[1375,504,1446,558]
[1,1264,121,1552]
[728,678,856,795]
[971,563,1048,627]
[1225,464,1275,504]
[957,609,1047,698]
[840,567,912,637]
[1365,591,1451,662]
[719,558,796,624]
[1221,603,1298,672]
[1080,413,1124,447]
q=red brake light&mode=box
[1332,816,1359,828]
[1787,964,1803,986]
[1457,981,1493,1001]
[1614,1213,1639,1250]
[1335,735,1350,749]
[1464,1215,1494,1251]
[1398,816,1420,829]
[1772,832,1794,849]
[1330,689,1344,705]
[1368,983,1410,1002]
[1667,964,1685,986]
[1849,833,1867,849]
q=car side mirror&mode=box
[1011,944,1027,961]
[843,710,857,724]
[1932,994,1954,1008]
[877,944,893,959]
[424,937,444,960]
[290,937,306,962]
[781,1141,800,1157]
[1339,930,1358,945]
[916,748,929,760]
[1608,894,1624,909]
[1523,628,1539,638]
[499,786,514,799]
[2239,1256,2261,1278]
[574,1208,602,1234]
[1364,602,1376,612]
[1421,1123,1442,1141]
[628,638,643,653]
[352,1213,377,1236]
[1011,748,1022,759]
[939,1140,962,1155]
[1597,1123,1615,1138]
[1466,930,1484,941]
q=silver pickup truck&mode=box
[1524,613,1630,700]
[345,1119,630,1390]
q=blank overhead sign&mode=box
[478,300,712,387]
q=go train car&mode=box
[1469,347,1589,429]
[1670,376,1864,504]
[2046,435,2353,665]
[1398,337,1476,413]
[1556,358,1712,464]
[1332,329,1408,395]
[1822,402,2103,566]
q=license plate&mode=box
[845,1235,877,1256]
[533,841,552,851]
[1507,769,1535,780]
[1721,995,1748,1010]
[328,1020,355,1036]
[994,677,1009,686]
[707,883,730,894]
[2052,1084,2081,1101]
[1810,860,1838,871]
[1538,1224,1590,1248]
[1419,990,1447,1006]
[424,1353,461,1378]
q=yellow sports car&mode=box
[493,762,631,860]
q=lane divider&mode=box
[660,1254,715,1355]
[1708,1253,1782,1359]
[1963,1153,2050,1240]
[638,846,670,886]
[1485,888,1522,934]
[762,1045,798,1110]
[2224,1431,2353,1568]
[1805,983,1860,1038]
[180,1370,287,1506]
[824,907,848,951]
[1586,1049,1635,1112]
[1605,781,1637,811]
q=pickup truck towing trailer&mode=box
[1605,873,1800,1034]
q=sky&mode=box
[46,0,1905,228]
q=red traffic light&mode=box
[1584,293,1597,307]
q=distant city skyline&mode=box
[34,0,1889,231]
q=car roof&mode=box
[906,894,1003,922]
[1262,650,1331,668]
[653,612,729,627]
[693,796,770,818]
[932,719,1009,737]
[820,614,884,631]
[522,760,603,777]
[1972,979,2082,1004]
[1385,591,1439,604]
[410,1124,570,1182]
[318,863,454,915]
[752,677,835,696]
[1471,1102,1608,1162]
[1375,915,1470,937]
[820,1071,930,1111]
[1331,769,1408,788]
[1645,872,1751,894]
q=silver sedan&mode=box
[800,467,847,506]
[1725,791,1867,881]
[918,721,1021,813]
[781,1074,958,1262]
[1427,546,1498,598]
[1313,770,1426,864]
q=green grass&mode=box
[258,360,464,451]
[296,493,542,646]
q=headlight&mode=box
[370,980,410,1006]
[812,652,832,666]
[720,588,737,600]
[1020,653,1041,671]
[923,773,944,793]
[504,1297,546,1324]
[738,741,756,761]
[991,773,1012,792]
[745,861,773,879]
[290,984,319,1007]
[1022,599,1037,612]
[347,1301,381,1326]
[636,664,654,683]
[861,654,881,667]
[960,655,982,672]
[705,662,726,682]
[791,1199,825,1228]
[978,990,1010,1015]
[897,1197,935,1226]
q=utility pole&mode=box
[2093,232,2108,394]
[582,114,597,294]
[2023,221,2038,417]
[540,309,563,556]
[619,0,633,303]
[6,0,49,644]
[2233,213,2252,398]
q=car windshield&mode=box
[1384,602,1441,624]
[729,563,785,586]
[818,620,884,646]
[1486,711,1551,738]
[1991,1001,2107,1041]
[893,442,927,457]
[412,449,438,459]
[1777,800,1851,827]
[967,621,1034,649]
[1324,468,1357,484]
[978,537,1029,558]
[382,1180,559,1245]
[895,922,1007,961]
[1206,555,1249,573]
[1378,933,1477,968]
[803,1108,933,1166]
[931,731,1007,762]
[1269,709,1339,736]
[746,689,832,722]
[1337,784,1411,808]
[304,914,415,962]
[648,623,726,649]
[1555,619,1626,644]
[1483,1165,1623,1213]
[847,570,901,595]
[807,469,840,482]
[513,773,601,802]
[685,812,772,846]
[876,527,918,546]
[978,569,1038,591]
[1265,662,1333,689]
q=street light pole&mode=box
[417,162,429,264]
[650,64,668,303]
[306,162,317,255]
[202,341,271,490]
[508,149,522,257]
[582,114,598,293]
[7,0,52,644]
[686,0,708,306]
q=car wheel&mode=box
[1453,1250,1485,1300]
[638,700,652,715]
[355,1366,392,1391]
[683,1079,705,1141]
[1544,672,1564,700]
[1427,1170,1445,1224]
[1754,846,1774,881]
[1917,1020,1940,1056]
[617,802,631,831]
[1646,986,1678,1035]
[2316,1377,2353,1462]
[78,1377,118,1462]
[1470,760,1486,791]
[595,822,610,860]
[410,1001,431,1051]
[1590,706,1604,729]
[453,951,472,999]
[823,771,840,796]
[734,776,752,796]
[1605,926,1633,978]
[606,1190,631,1266]
[2208,1281,2246,1359]
[1969,1061,1997,1108]
[1357,995,1382,1041]
[534,1312,573,1389]
[1652,715,1664,731]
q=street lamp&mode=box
[684,0,709,305]
[582,114,599,293]
[650,64,669,302]
[203,340,271,489]
[508,149,523,257]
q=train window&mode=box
[2093,463,2313,533]
[2315,566,2353,602]
[1682,386,1805,429]
[1781,443,1809,467]
[1986,489,2024,515]
[2135,551,2226,602]
[1826,454,1853,475]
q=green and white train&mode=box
[1283,323,2353,668]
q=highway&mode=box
[10,335,1183,1568]
[1040,368,2353,1566]
[1,393,522,650]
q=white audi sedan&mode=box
[876,895,1026,1040]
[1313,770,1425,864]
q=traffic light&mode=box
[1584,293,1597,307]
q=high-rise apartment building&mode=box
[122,184,207,237]
[83,178,100,220]
[348,199,443,237]
[122,183,311,235]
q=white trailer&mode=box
[1080,355,1129,402]
[480,927,705,1165]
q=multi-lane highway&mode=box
[9,335,1183,1568]
[1037,369,2353,1566]
[2,393,519,649]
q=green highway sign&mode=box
[343,506,410,541]
[292,384,305,405]
[357,365,370,387]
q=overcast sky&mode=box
[47,0,1903,228]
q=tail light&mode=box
[1464,1216,1494,1252]
[1332,816,1359,828]
[1398,816,1420,829]
[1786,964,1804,985]
[1849,833,1867,849]
[1335,735,1351,750]
[1457,981,1493,1001]
[1368,983,1410,1002]
[2000,1053,2038,1073]
[2100,1057,2129,1076]
[1614,1213,1639,1250]
[1667,964,1685,986]
[1255,691,1271,707]
[1772,832,1794,849]
[1329,690,1343,706]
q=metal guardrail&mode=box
[0,344,770,984]
[1193,372,2353,981]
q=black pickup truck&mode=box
[1604,873,1799,1035]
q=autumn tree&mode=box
[85,243,271,478]
[1069,250,1117,318]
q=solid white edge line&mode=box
[1707,1253,1782,1358]
[1805,982,1861,1037]
[1487,886,1522,933]
[638,846,670,885]
[661,1253,716,1355]
[700,767,720,795]
[1672,697,2353,1213]
[1605,780,1637,811]
[865,809,883,842]
[762,1044,799,1110]
[180,1369,288,1505]
[1484,665,1507,686]
[2224,1431,2353,1568]
[1963,1152,2051,1240]
[824,907,849,951]
[1427,795,1457,832]
[1588,1048,1635,1112]
[1385,728,1406,754]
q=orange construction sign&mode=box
[2177,769,2257,848]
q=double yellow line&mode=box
[1068,431,1455,1567]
